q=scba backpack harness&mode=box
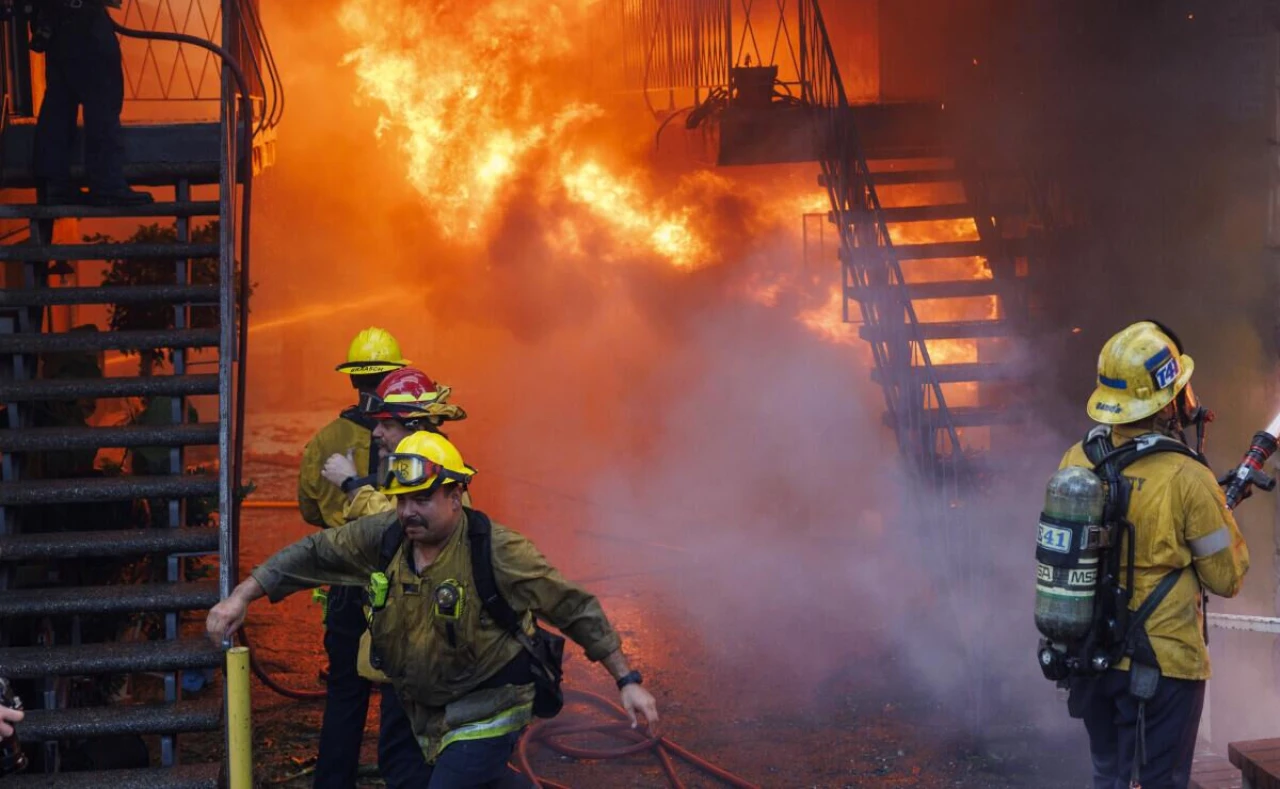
[1040,426,1205,788]
[367,508,566,718]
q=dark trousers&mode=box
[426,731,533,789]
[379,683,431,788]
[316,587,431,789]
[34,5,128,193]
[315,587,371,789]
[1079,669,1206,789]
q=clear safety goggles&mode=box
[375,452,471,493]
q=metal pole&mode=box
[217,0,236,601]
[6,11,33,116]
[225,646,253,788]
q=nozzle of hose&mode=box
[1224,431,1278,510]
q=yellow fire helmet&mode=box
[377,431,476,497]
[1086,321,1194,425]
[335,327,410,375]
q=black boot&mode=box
[37,181,87,205]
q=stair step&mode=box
[0,527,219,562]
[0,243,220,263]
[886,237,1029,261]
[0,328,219,355]
[0,581,219,617]
[847,279,1013,302]
[0,474,218,506]
[0,201,221,220]
[868,168,959,186]
[0,374,220,402]
[859,320,1012,342]
[871,363,1030,385]
[4,763,221,789]
[0,423,219,452]
[877,204,978,223]
[18,699,221,741]
[1,121,222,189]
[0,285,219,308]
[0,638,223,679]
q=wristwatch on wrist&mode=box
[340,476,360,494]
[616,670,643,690]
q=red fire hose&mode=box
[515,689,760,789]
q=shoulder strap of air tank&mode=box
[463,507,522,635]
[378,520,404,572]
[1082,426,1113,466]
[1086,430,1200,474]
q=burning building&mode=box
[0,0,1279,786]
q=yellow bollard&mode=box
[225,645,253,789]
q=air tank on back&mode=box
[1035,466,1106,643]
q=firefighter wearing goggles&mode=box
[296,327,427,789]
[209,432,659,784]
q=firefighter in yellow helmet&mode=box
[296,327,426,789]
[317,367,469,690]
[210,432,659,785]
[1057,320,1248,789]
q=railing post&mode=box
[4,12,33,116]
[217,0,236,602]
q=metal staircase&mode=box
[615,5,1059,721]
[0,0,277,783]
[615,0,1058,496]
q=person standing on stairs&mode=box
[297,327,427,789]
[31,0,153,206]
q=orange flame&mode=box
[337,0,714,270]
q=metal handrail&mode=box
[798,0,967,487]
[110,0,282,133]
[108,16,255,600]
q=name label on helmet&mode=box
[1037,522,1072,554]
[1094,402,1123,415]
[1147,349,1180,390]
[343,364,393,375]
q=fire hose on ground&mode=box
[236,626,326,701]
[516,689,759,789]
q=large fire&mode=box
[333,0,1000,453]
[337,0,714,270]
